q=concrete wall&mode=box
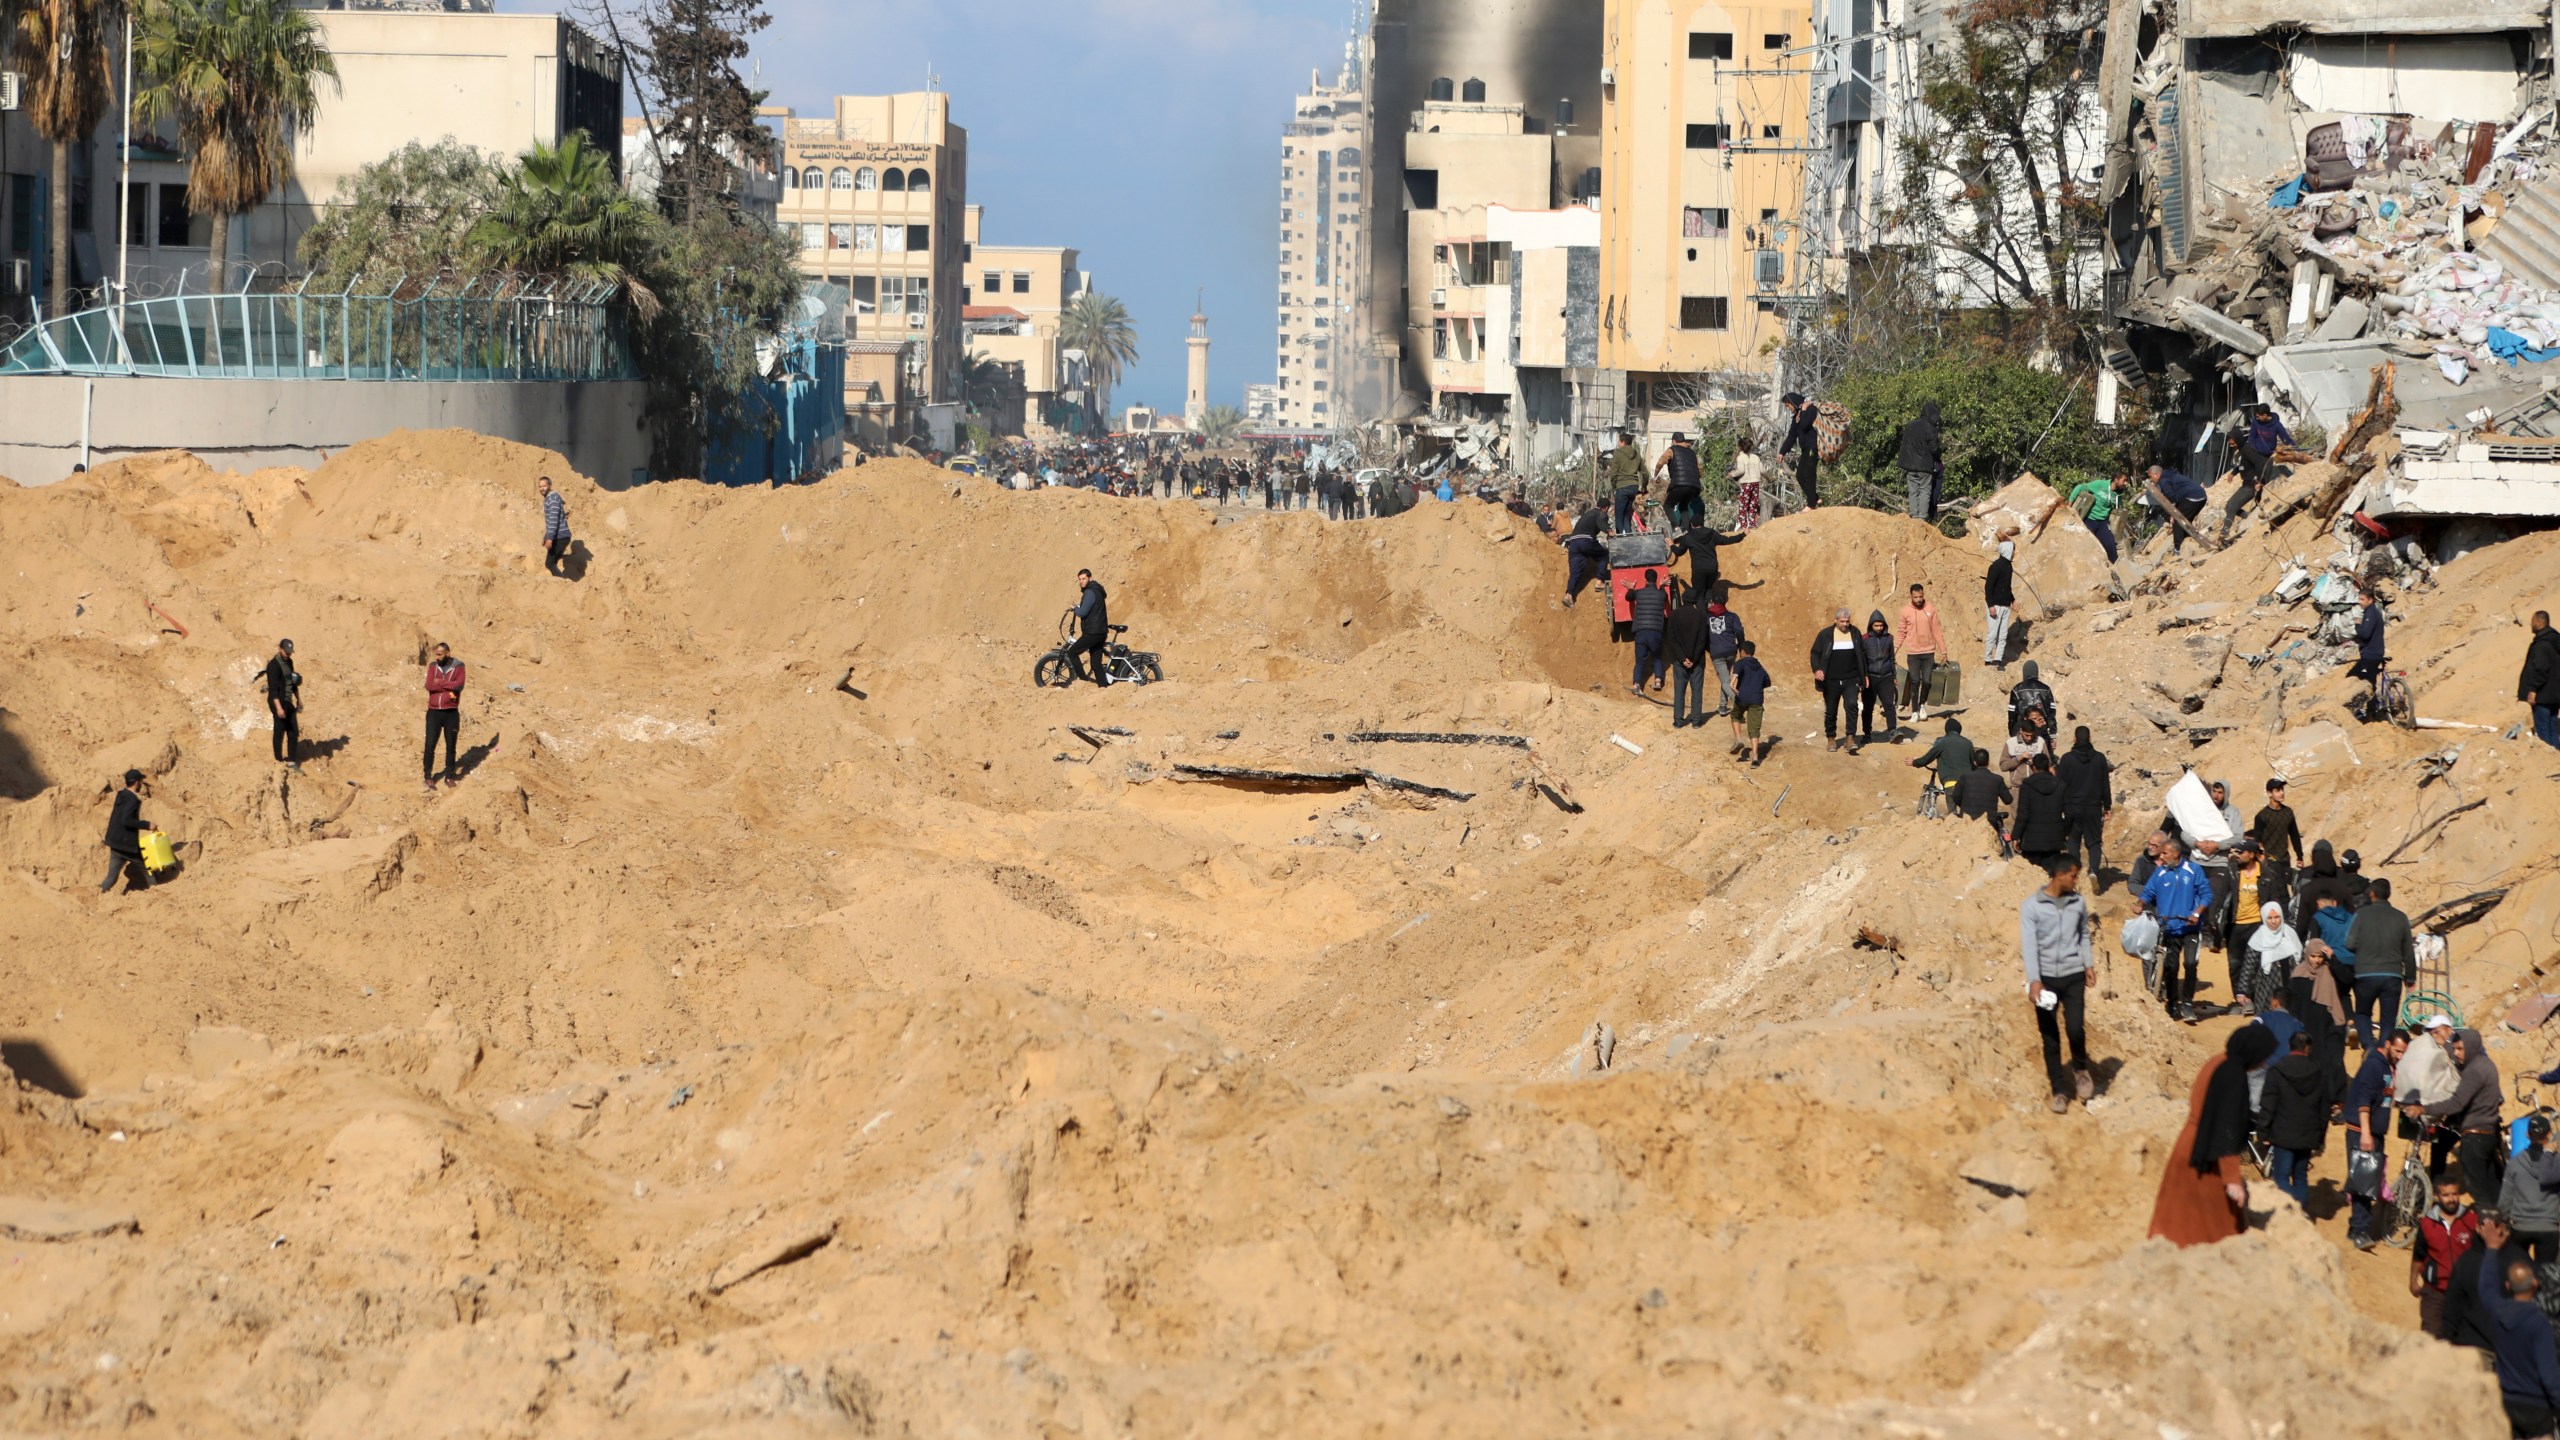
[0,375,651,489]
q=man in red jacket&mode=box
[424,643,466,791]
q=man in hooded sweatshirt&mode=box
[2503,1115,2560,1266]
[1704,600,1746,715]
[1858,610,1899,743]
[1983,541,2017,667]
[1663,589,1711,728]
[2020,856,2096,1112]
[1898,401,1944,520]
[2259,1030,2340,1205]
[1810,608,1867,753]
[2056,726,2114,885]
[2419,1028,2509,1218]
[2008,752,2069,874]
[1896,583,1944,713]
[2007,660,2056,737]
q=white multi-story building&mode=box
[1272,40,1371,432]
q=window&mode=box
[983,270,1001,294]
[1313,316,1329,328]
[124,183,150,246]
[1432,319,1448,357]
[1688,31,1733,59]
[1313,381,1328,392]
[907,223,931,252]
[782,167,799,190]
[802,167,825,189]
[882,168,906,193]
[157,183,201,247]
[1761,208,1780,225]
[1765,32,1790,48]
[1685,124,1730,149]
[1314,354,1328,370]
[1339,147,1361,167]
[853,223,877,252]
[1683,207,1730,238]
[829,223,852,250]
[830,167,854,190]
[1761,123,1781,140]
[855,166,879,191]
[1011,272,1031,293]
[1403,168,1439,209]
[881,275,906,315]
[849,275,877,309]
[9,175,35,252]
[1312,403,1328,415]
[1679,296,1731,330]
[804,223,826,250]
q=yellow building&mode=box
[1599,1,1810,407]
[960,205,1088,433]
[766,93,968,436]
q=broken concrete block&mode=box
[2314,297,2371,342]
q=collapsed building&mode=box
[2101,0,2560,527]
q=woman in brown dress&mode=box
[2150,1025,2280,1246]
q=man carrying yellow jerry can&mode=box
[101,768,167,894]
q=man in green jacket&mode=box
[2069,474,2124,563]
[1909,717,1971,812]
[1606,432,1647,535]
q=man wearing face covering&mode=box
[2419,1027,2509,1217]
[1983,540,2017,668]
[2150,1024,2280,1245]
[1898,401,1944,521]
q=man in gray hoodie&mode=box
[2418,1027,2508,1217]
[2020,857,2095,1112]
[2503,1114,2560,1265]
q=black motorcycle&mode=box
[1034,614,1161,687]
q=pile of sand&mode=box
[0,429,2552,1435]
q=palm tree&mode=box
[468,132,661,317]
[133,0,336,297]
[7,0,118,315]
[1197,403,1244,448]
[1058,290,1137,420]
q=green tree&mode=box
[636,0,770,225]
[1059,291,1138,419]
[1830,353,2125,522]
[467,131,661,318]
[296,139,500,290]
[1196,403,1244,448]
[134,0,338,296]
[6,0,118,314]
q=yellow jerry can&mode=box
[138,829,177,873]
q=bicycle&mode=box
[1915,774,1950,819]
[1033,614,1161,689]
[2374,666,2416,729]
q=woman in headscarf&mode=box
[2150,1024,2281,1246]
[1898,401,1944,522]
[2293,937,2353,1090]
[2246,900,2302,1014]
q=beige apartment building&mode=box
[3,5,620,310]
[960,205,1088,434]
[767,93,968,436]
[1272,46,1371,432]
[1598,0,1811,412]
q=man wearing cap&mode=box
[262,638,302,771]
[100,769,153,894]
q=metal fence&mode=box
[0,275,636,382]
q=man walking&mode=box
[2140,837,2211,1021]
[2020,856,2096,1113]
[423,643,466,791]
[2055,726,2114,885]
[2352,584,2389,718]
[1704,599,1746,715]
[2346,876,2417,1050]
[2253,777,2306,892]
[2261,1031,2339,1205]
[1858,610,1899,743]
[1654,431,1704,529]
[2225,404,2291,537]
[2009,753,2069,874]
[1897,401,1944,521]
[263,638,302,771]
[2346,1029,2404,1249]
[1810,607,1866,754]
[1730,640,1773,765]
[1670,517,1742,597]
[2520,611,2559,750]
[100,768,153,895]
[1627,569,1669,693]
[1983,540,2016,669]
[1071,569,1112,687]
[1663,587,1710,728]
[1606,431,1646,534]
[1777,391,1821,510]
[539,475,571,577]
[2411,1173,2476,1327]
[1896,583,1943,713]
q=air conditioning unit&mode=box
[1754,249,1785,290]
[1600,66,1615,88]
[1430,288,1447,309]
[0,72,20,111]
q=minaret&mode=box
[1185,292,1211,426]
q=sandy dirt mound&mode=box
[0,430,2552,1436]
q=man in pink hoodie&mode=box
[424,642,466,791]
[1896,583,1945,713]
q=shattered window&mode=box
[1684,207,1729,238]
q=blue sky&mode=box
[741,0,1360,410]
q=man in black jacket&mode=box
[2008,753,2070,873]
[100,768,153,894]
[1663,592,1711,727]
[2252,778,2305,891]
[1952,748,2012,839]
[2522,610,2559,750]
[2445,1208,2524,1349]
[1777,392,1821,509]
[2056,725,2114,885]
[2258,1030,2340,1205]
[2006,660,2056,736]
[1628,570,1669,692]
[1670,522,1742,597]
[1810,608,1866,753]
[263,638,302,770]
[1561,528,1608,608]
[1983,541,2017,668]
[1071,569,1112,686]
[2346,876,2418,1051]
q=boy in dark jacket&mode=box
[1704,602,1745,715]
[1857,610,1899,742]
[1663,594,1711,728]
[100,769,153,894]
[1730,641,1773,766]
[2259,1030,2340,1204]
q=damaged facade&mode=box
[2103,0,2560,525]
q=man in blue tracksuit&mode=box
[2140,837,2212,1021]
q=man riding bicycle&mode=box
[1909,717,1970,814]
[1072,569,1112,687]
